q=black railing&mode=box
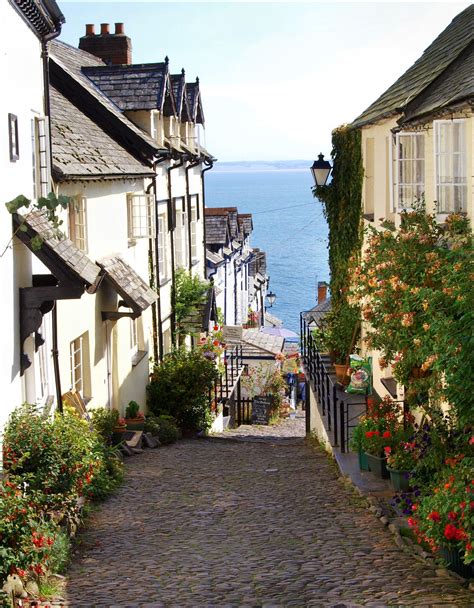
[208,346,246,426]
[300,312,368,452]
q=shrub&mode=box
[91,407,120,444]
[147,347,219,431]
[144,415,161,436]
[125,400,141,418]
[156,417,179,445]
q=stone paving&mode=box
[64,414,473,607]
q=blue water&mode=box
[206,170,329,334]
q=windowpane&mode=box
[396,133,424,209]
[434,120,467,213]
[127,194,154,239]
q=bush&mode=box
[144,415,161,436]
[147,348,219,431]
[91,407,120,444]
[157,417,179,445]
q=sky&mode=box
[57,1,471,162]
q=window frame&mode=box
[157,214,168,281]
[127,193,155,240]
[31,116,50,199]
[395,131,425,210]
[173,196,187,269]
[68,195,88,252]
[70,335,84,395]
[434,119,467,214]
[190,194,198,262]
[8,113,19,162]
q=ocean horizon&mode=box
[206,169,329,335]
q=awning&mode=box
[206,249,224,265]
[265,311,283,328]
[98,254,157,315]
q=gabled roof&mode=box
[10,0,64,39]
[14,210,100,287]
[401,42,474,125]
[50,86,153,180]
[49,41,165,163]
[98,255,157,314]
[82,61,177,115]
[302,298,331,327]
[206,249,224,266]
[205,213,230,245]
[171,71,192,122]
[352,5,474,128]
[186,79,205,125]
[238,213,253,235]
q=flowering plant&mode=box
[408,456,473,564]
[386,441,419,471]
[350,203,473,423]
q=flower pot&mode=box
[112,426,127,444]
[334,363,350,385]
[358,450,370,471]
[387,468,411,491]
[440,547,474,579]
[124,417,145,431]
[365,453,390,479]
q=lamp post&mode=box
[265,291,276,309]
[310,153,332,187]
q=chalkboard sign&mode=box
[251,395,273,425]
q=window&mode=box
[396,132,424,209]
[127,193,155,240]
[173,196,187,269]
[69,196,88,251]
[434,120,467,213]
[130,317,138,356]
[157,214,168,281]
[190,195,198,262]
[8,113,19,162]
[163,327,172,355]
[70,335,84,394]
[32,116,50,199]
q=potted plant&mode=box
[350,417,375,471]
[386,440,418,491]
[362,429,394,479]
[112,415,127,444]
[408,455,473,577]
[124,401,145,431]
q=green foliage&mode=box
[46,529,71,575]
[91,407,120,444]
[147,347,219,431]
[156,416,179,445]
[125,400,140,418]
[351,205,474,423]
[144,415,161,436]
[312,126,363,364]
[174,269,210,341]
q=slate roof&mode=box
[352,5,474,128]
[238,213,253,235]
[225,328,284,358]
[302,297,332,327]
[49,40,161,154]
[98,255,157,313]
[186,80,205,125]
[12,0,64,38]
[401,42,474,124]
[265,311,283,328]
[82,62,173,113]
[206,249,224,265]
[204,208,231,245]
[14,210,100,286]
[171,72,191,122]
[50,86,153,180]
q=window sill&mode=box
[131,350,148,367]
[363,213,374,222]
[160,277,172,288]
[191,258,200,267]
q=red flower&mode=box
[384,446,392,454]
[382,431,391,438]
[365,431,374,438]
[374,430,380,436]
[427,511,441,522]
[444,524,465,541]
[460,501,466,509]
[213,325,219,331]
[466,543,473,552]
[407,517,416,528]
[469,436,474,445]
[447,511,458,521]
[213,340,219,347]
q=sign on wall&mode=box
[223,325,243,341]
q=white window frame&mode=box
[434,119,467,213]
[69,195,88,252]
[70,335,84,395]
[190,194,198,262]
[130,317,138,356]
[173,196,187,269]
[127,193,155,240]
[157,214,168,281]
[32,116,50,199]
[395,132,425,210]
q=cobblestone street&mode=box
[65,416,473,607]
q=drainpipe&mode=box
[52,302,62,413]
[185,156,202,271]
[151,154,170,361]
[224,253,228,325]
[201,159,214,276]
[168,155,185,345]
[233,258,238,325]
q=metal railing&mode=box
[208,345,245,422]
[300,313,368,452]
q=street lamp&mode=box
[266,291,276,308]
[310,153,332,187]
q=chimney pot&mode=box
[85,24,95,36]
[115,22,124,34]
[100,23,110,35]
[317,281,328,304]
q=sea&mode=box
[205,169,329,335]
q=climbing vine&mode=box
[311,126,364,362]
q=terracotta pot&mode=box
[124,417,145,431]
[334,363,350,385]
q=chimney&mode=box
[79,22,132,65]
[317,281,328,304]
